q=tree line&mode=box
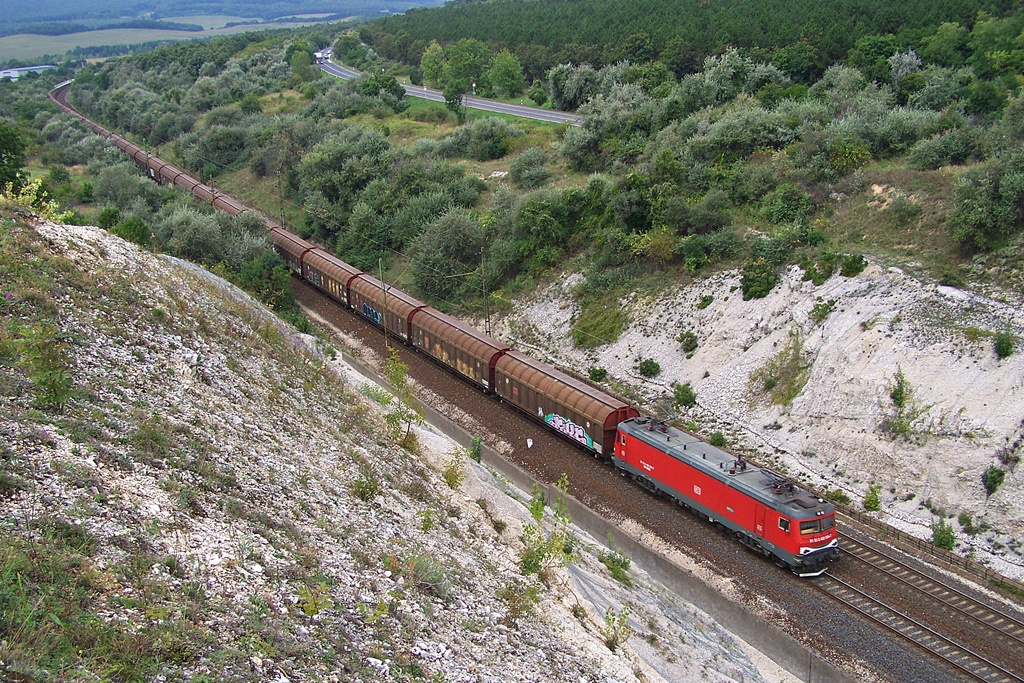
[365,0,1021,86]
[5,16,1024,346]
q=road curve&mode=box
[317,59,581,126]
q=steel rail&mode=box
[841,535,1024,648]
[814,573,1022,683]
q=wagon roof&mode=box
[495,350,631,422]
[619,417,833,519]
[304,249,361,282]
[269,228,315,258]
[350,274,427,315]
[412,308,508,359]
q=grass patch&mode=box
[747,330,811,406]
[571,292,626,349]
[0,524,211,680]
[830,164,962,277]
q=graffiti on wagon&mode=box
[544,413,593,449]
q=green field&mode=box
[159,15,256,30]
[0,18,337,62]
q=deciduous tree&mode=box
[0,121,25,189]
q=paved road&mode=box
[318,57,581,126]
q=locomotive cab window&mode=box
[800,520,822,535]
[822,515,835,531]
[620,434,626,445]
[778,518,790,533]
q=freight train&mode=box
[48,83,840,577]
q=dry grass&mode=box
[830,164,964,274]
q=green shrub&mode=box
[442,454,465,489]
[879,368,930,441]
[111,216,150,246]
[801,251,838,285]
[740,258,777,300]
[602,607,632,652]
[932,517,955,550]
[440,118,523,160]
[97,205,121,229]
[498,581,539,624]
[352,468,382,501]
[840,253,867,277]
[886,193,922,226]
[708,432,726,447]
[588,366,609,381]
[528,82,547,106]
[528,483,545,523]
[467,435,482,463]
[750,235,792,267]
[829,139,872,175]
[419,508,435,531]
[402,552,450,599]
[982,465,1005,496]
[676,330,698,352]
[518,523,570,576]
[748,331,809,406]
[958,511,978,535]
[947,152,1024,252]
[908,128,980,170]
[636,358,661,377]
[809,298,837,323]
[825,489,852,505]
[760,183,816,224]
[77,181,94,203]
[509,147,549,189]
[599,549,632,586]
[673,382,696,408]
[15,323,74,412]
[296,582,334,616]
[863,484,881,512]
[697,294,714,309]
[994,331,1015,359]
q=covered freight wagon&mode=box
[409,309,508,390]
[348,274,426,341]
[303,249,361,306]
[269,228,315,276]
[494,350,638,458]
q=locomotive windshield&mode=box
[799,515,835,535]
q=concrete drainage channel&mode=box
[336,347,854,683]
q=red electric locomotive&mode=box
[615,417,838,576]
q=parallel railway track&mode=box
[814,534,1024,682]
[842,536,1024,648]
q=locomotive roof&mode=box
[619,417,833,520]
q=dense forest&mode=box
[367,0,1023,83]
[3,0,1024,344]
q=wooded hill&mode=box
[4,12,1024,348]
[367,0,1020,83]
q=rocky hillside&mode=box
[497,248,1024,579]
[0,218,768,682]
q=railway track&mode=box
[842,535,1024,648]
[813,534,1024,682]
